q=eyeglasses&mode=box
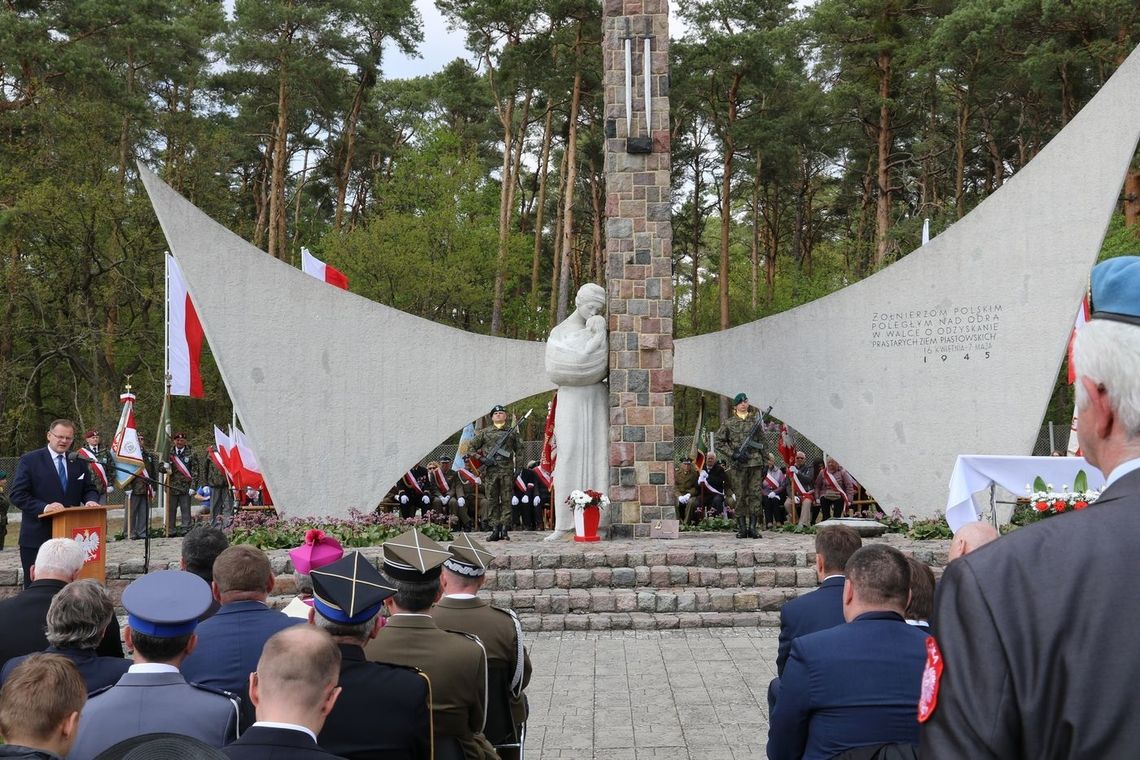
[49,433,74,442]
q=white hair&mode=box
[1074,319,1140,438]
[34,539,85,578]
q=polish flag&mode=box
[231,426,265,492]
[302,248,349,290]
[458,467,481,486]
[1067,295,1090,384]
[166,254,205,398]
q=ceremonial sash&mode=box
[77,447,97,462]
[402,471,423,494]
[763,471,782,491]
[432,468,449,494]
[515,474,527,492]
[823,469,851,505]
[789,468,812,498]
[534,464,552,489]
[171,454,192,480]
[698,469,723,496]
[90,462,108,489]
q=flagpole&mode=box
[160,254,171,539]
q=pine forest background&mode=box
[2,0,1139,456]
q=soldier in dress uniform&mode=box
[78,430,112,504]
[128,434,158,540]
[309,551,432,759]
[67,570,240,760]
[169,432,199,533]
[365,529,497,760]
[715,393,767,539]
[470,405,521,542]
[432,535,532,756]
[429,458,470,532]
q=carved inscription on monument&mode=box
[867,302,1003,361]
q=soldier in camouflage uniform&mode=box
[168,432,199,532]
[470,405,521,542]
[205,445,233,527]
[715,393,767,540]
[428,457,470,531]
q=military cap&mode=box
[310,551,397,625]
[173,431,187,439]
[289,529,344,576]
[85,430,100,438]
[1090,256,1140,326]
[122,570,212,637]
[444,534,494,578]
[381,529,451,581]
[732,392,748,405]
[491,404,507,414]
[680,457,692,464]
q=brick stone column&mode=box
[603,0,674,535]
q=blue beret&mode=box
[123,570,212,637]
[1091,256,1140,325]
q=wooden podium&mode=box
[40,505,109,583]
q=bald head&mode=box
[949,522,999,561]
[250,626,341,732]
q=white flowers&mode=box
[566,489,610,511]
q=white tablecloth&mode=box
[945,455,1106,533]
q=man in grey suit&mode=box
[67,570,240,760]
[921,256,1140,758]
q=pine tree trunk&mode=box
[334,77,368,232]
[268,72,289,260]
[530,104,554,319]
[1125,169,1140,228]
[556,67,583,323]
[491,96,516,336]
[874,49,893,269]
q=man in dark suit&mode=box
[768,525,862,709]
[0,538,123,669]
[365,529,495,760]
[920,256,1140,758]
[67,570,240,760]
[1,579,129,694]
[309,551,431,759]
[180,545,302,706]
[767,544,929,760]
[8,419,100,586]
[223,626,345,760]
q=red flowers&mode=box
[1073,500,1089,510]
[1034,500,1049,512]
[304,528,327,544]
[1053,500,1067,513]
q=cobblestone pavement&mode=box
[526,629,777,759]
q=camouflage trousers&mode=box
[727,465,764,519]
[481,470,513,529]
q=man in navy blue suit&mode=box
[768,525,862,711]
[8,420,100,587]
[767,544,929,760]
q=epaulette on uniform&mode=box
[87,683,115,699]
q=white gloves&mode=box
[521,495,529,504]
[534,496,541,506]
[400,495,409,504]
[188,488,196,495]
[421,495,430,505]
[441,495,451,505]
[457,497,466,508]
[511,496,519,506]
[678,493,690,505]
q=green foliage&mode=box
[228,509,453,550]
[772,523,817,535]
[680,516,737,532]
[907,515,953,540]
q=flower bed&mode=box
[227,508,453,550]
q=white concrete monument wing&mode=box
[138,166,553,519]
[675,45,1140,520]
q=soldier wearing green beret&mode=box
[715,393,767,539]
[470,406,521,542]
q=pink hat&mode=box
[289,529,344,575]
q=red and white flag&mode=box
[1067,295,1090,456]
[166,254,205,398]
[777,424,797,467]
[212,426,234,483]
[231,426,265,492]
[536,393,557,489]
[458,467,481,486]
[302,248,349,290]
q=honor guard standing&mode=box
[429,458,470,532]
[205,445,233,527]
[128,434,158,540]
[168,432,199,533]
[78,430,113,504]
[365,529,497,760]
[432,535,532,757]
[470,405,521,542]
[309,551,432,759]
[67,571,240,760]
[715,393,767,539]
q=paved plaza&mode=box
[527,629,776,759]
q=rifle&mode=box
[480,408,533,468]
[733,404,773,465]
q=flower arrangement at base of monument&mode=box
[567,489,608,542]
[1023,471,1101,518]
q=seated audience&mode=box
[0,653,87,759]
[68,570,240,760]
[181,525,231,620]
[180,544,302,704]
[1,579,130,693]
[767,545,929,760]
[904,556,935,630]
[223,626,344,760]
[365,529,495,760]
[947,521,999,561]
[283,530,344,620]
[0,538,122,669]
[309,551,432,759]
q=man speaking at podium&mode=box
[9,419,100,587]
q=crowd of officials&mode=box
[0,527,530,760]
